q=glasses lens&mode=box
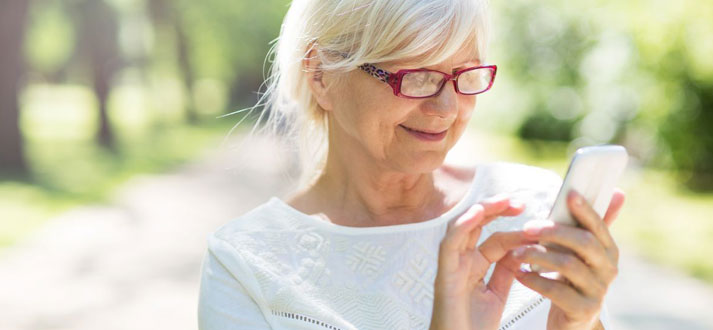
[457,68,493,94]
[400,71,446,97]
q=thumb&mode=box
[603,188,626,227]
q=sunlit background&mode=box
[0,0,711,329]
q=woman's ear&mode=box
[303,46,334,111]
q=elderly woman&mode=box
[198,0,625,329]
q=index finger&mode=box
[479,194,527,219]
[444,204,487,253]
[449,195,519,231]
[447,196,527,251]
[463,196,526,248]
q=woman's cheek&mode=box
[461,97,476,117]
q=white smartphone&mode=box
[547,145,629,226]
[529,145,628,274]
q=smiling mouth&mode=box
[399,125,447,135]
[399,125,448,142]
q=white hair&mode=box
[224,0,491,191]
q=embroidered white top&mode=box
[198,161,612,330]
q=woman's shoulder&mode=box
[476,161,562,186]
[440,161,562,193]
[443,160,560,178]
[439,163,476,181]
[209,197,298,243]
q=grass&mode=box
[614,170,713,281]
[0,83,248,250]
[472,130,713,284]
[0,120,243,249]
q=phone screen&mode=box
[546,145,628,226]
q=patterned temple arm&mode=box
[358,63,391,83]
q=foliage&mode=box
[623,0,713,190]
[24,0,75,75]
[173,0,288,108]
[490,0,713,190]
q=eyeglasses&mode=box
[358,63,497,99]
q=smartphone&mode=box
[547,145,629,225]
[529,145,628,273]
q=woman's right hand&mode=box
[430,196,535,330]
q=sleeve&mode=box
[198,236,272,330]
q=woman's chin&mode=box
[397,153,447,174]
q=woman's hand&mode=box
[511,188,626,330]
[430,195,537,330]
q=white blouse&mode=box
[198,161,612,329]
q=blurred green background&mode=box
[0,0,711,285]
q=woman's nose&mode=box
[422,82,458,118]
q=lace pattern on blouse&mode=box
[214,162,563,330]
[272,310,344,330]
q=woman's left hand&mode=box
[510,188,626,330]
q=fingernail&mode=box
[513,246,526,258]
[525,226,544,236]
[519,263,532,273]
[523,220,553,236]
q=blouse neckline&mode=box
[268,163,486,235]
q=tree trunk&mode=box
[147,0,198,124]
[0,0,30,176]
[174,15,198,124]
[78,0,121,151]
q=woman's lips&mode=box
[400,125,448,141]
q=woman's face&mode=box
[320,47,481,174]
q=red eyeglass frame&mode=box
[358,63,498,99]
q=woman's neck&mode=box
[317,167,443,226]
[290,145,465,227]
